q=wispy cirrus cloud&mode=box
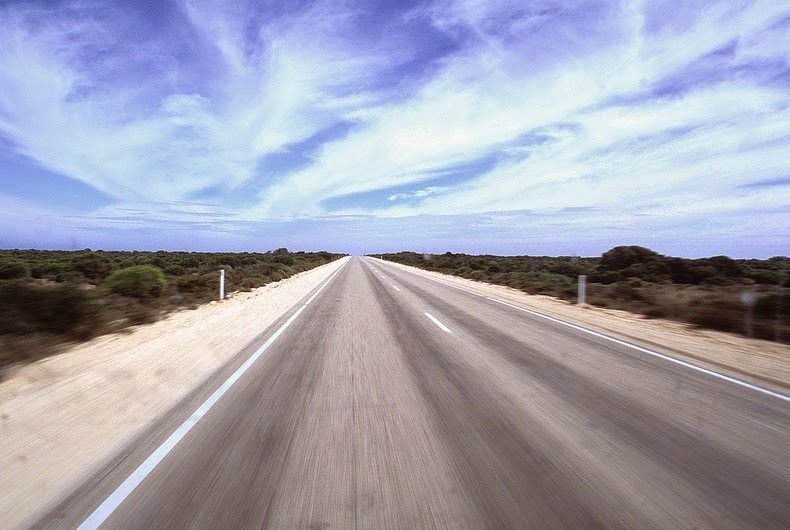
[0,0,787,256]
[388,186,448,202]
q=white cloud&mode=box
[387,186,448,201]
[0,0,391,204]
[245,1,787,220]
[0,0,787,255]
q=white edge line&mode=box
[78,259,348,530]
[391,284,401,292]
[372,259,790,404]
[305,257,348,305]
[425,312,452,334]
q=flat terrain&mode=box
[31,257,789,528]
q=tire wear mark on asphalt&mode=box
[389,267,790,527]
[361,265,605,528]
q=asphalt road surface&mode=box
[36,257,790,529]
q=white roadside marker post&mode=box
[578,274,586,305]
[220,269,225,301]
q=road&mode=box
[36,257,789,528]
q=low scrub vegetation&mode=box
[0,248,343,370]
[104,265,167,299]
[376,247,789,343]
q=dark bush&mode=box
[30,261,66,279]
[600,246,661,270]
[613,281,645,301]
[0,282,101,339]
[72,252,115,281]
[104,265,167,299]
[687,300,742,333]
[165,264,186,276]
[589,269,623,285]
[748,269,783,285]
[0,260,29,279]
[754,293,789,318]
[705,255,744,277]
[271,254,294,266]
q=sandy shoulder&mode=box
[0,257,348,529]
[373,258,790,394]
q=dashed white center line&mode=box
[392,285,401,292]
[376,259,790,404]
[425,312,452,334]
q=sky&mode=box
[0,0,788,258]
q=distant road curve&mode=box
[37,256,790,529]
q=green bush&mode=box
[271,254,294,266]
[0,260,29,279]
[30,261,67,279]
[72,252,115,281]
[104,265,167,299]
[177,274,209,293]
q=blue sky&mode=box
[0,0,787,257]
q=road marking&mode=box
[77,258,349,530]
[392,285,401,292]
[425,312,452,334]
[305,259,347,305]
[370,259,790,404]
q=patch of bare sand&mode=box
[0,257,348,529]
[374,258,790,394]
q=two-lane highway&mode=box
[38,257,790,528]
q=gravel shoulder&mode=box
[0,258,347,529]
[373,258,790,395]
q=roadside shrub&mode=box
[177,274,209,293]
[0,260,29,279]
[687,301,742,333]
[589,269,623,285]
[754,293,789,318]
[271,254,294,266]
[72,252,115,281]
[613,281,646,301]
[165,264,186,276]
[30,261,67,279]
[104,265,167,299]
[600,245,660,270]
[0,282,101,339]
[55,270,85,283]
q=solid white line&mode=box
[373,259,790,403]
[305,258,348,305]
[425,312,452,334]
[391,285,401,292]
[77,260,348,530]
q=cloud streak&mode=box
[0,0,787,257]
